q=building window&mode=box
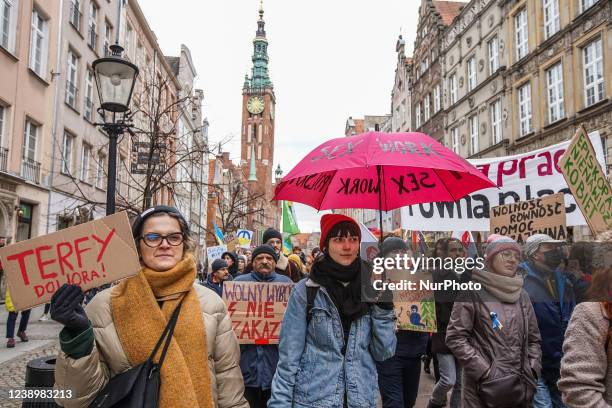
[125,24,134,60]
[449,73,457,105]
[467,56,476,91]
[66,50,79,108]
[488,36,499,74]
[69,0,81,31]
[61,132,74,174]
[80,143,91,182]
[84,69,94,120]
[546,63,565,123]
[451,127,459,153]
[421,57,429,73]
[0,0,18,52]
[23,120,37,162]
[469,115,479,155]
[29,9,49,78]
[434,85,441,112]
[581,0,596,12]
[87,1,98,50]
[22,120,40,183]
[103,22,111,56]
[515,9,528,61]
[424,94,430,122]
[543,0,560,39]
[490,99,502,144]
[518,83,532,136]
[96,152,105,189]
[583,37,604,107]
[415,102,421,128]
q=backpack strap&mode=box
[306,285,319,325]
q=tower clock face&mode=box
[247,96,265,114]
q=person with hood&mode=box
[376,237,428,408]
[204,259,230,297]
[222,251,239,277]
[50,206,248,408]
[287,254,306,281]
[262,228,297,280]
[558,232,612,407]
[237,255,247,274]
[427,237,470,408]
[268,214,396,408]
[521,234,575,408]
[446,235,541,408]
[233,245,292,408]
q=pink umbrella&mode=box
[273,132,496,237]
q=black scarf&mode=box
[309,254,369,344]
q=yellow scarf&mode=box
[111,255,213,408]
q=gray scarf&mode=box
[472,269,524,303]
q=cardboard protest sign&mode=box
[0,212,140,311]
[559,126,612,236]
[383,268,437,332]
[489,193,566,243]
[206,245,227,270]
[223,281,294,344]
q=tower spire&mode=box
[249,1,272,90]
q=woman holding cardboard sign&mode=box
[51,206,248,408]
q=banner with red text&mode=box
[222,281,294,344]
[401,132,605,231]
[0,212,140,311]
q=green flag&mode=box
[282,201,300,235]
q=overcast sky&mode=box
[139,0,421,232]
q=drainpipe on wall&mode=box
[46,0,66,234]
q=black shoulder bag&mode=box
[89,298,184,408]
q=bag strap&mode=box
[147,296,185,366]
[306,285,319,325]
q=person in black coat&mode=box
[376,237,429,408]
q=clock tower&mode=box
[241,1,279,232]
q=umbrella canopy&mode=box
[274,132,496,211]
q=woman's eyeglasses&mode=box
[140,232,184,247]
[498,250,521,262]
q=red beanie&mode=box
[319,214,361,250]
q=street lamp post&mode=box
[92,44,139,215]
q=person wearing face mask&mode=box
[50,206,248,408]
[521,234,575,408]
[268,214,396,408]
[446,235,541,408]
[233,245,292,408]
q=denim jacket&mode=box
[268,278,397,407]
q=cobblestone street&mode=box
[0,305,61,408]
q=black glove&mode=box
[50,284,90,333]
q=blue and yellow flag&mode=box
[213,223,224,246]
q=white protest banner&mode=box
[0,212,140,311]
[401,132,605,231]
[206,245,227,264]
[359,222,379,261]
